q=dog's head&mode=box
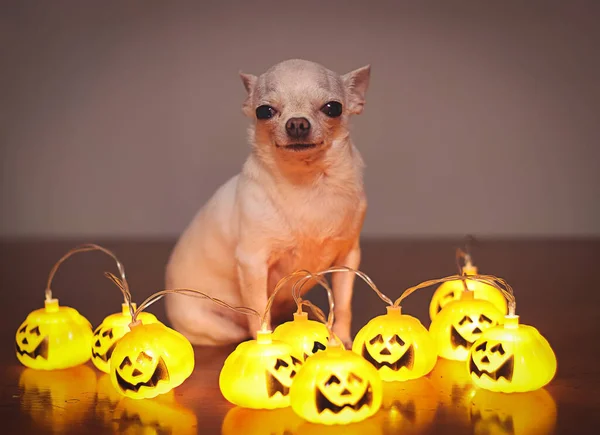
[240,59,370,157]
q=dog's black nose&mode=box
[285,117,311,138]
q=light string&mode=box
[45,243,129,302]
[394,273,517,316]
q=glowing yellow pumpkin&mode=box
[92,303,161,373]
[15,298,93,370]
[469,387,557,435]
[429,292,504,361]
[109,322,195,399]
[221,406,304,435]
[219,330,302,409]
[467,315,557,393]
[290,346,383,425]
[272,312,329,361]
[352,306,437,381]
[19,364,97,432]
[429,265,507,321]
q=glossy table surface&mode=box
[1,239,599,434]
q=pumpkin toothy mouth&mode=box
[115,357,170,393]
[92,341,118,363]
[451,326,481,350]
[266,370,295,397]
[316,384,373,414]
[362,344,415,371]
[15,336,49,360]
[469,355,514,382]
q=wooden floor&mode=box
[1,238,599,434]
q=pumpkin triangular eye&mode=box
[291,356,302,366]
[389,334,405,346]
[30,326,41,336]
[458,316,472,325]
[274,358,289,370]
[348,373,363,384]
[19,325,27,334]
[490,343,505,355]
[102,329,114,339]
[369,334,384,345]
[325,375,341,386]
[475,341,487,352]
[479,314,492,324]
[119,356,132,370]
[312,341,326,354]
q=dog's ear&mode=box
[239,72,257,117]
[342,65,371,115]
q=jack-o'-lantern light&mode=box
[352,306,437,382]
[290,342,383,425]
[429,290,504,361]
[15,244,127,370]
[104,275,195,400]
[429,250,507,321]
[454,277,558,393]
[220,329,302,409]
[92,296,162,373]
[467,315,557,393]
[272,272,333,361]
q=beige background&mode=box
[1,0,598,238]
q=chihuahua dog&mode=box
[165,59,370,346]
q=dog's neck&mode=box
[248,134,364,187]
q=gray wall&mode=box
[2,0,598,238]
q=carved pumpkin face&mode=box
[19,365,97,432]
[15,299,93,370]
[352,307,437,382]
[110,322,195,399]
[219,330,302,409]
[92,303,161,373]
[469,388,557,435]
[467,316,557,393]
[290,346,383,425]
[429,294,504,361]
[272,312,329,361]
[221,406,304,435]
[375,378,439,434]
[429,266,507,321]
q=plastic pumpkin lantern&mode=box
[429,264,507,321]
[92,303,161,373]
[290,345,383,425]
[352,306,436,381]
[15,298,93,370]
[109,322,195,399]
[469,387,557,435]
[219,330,302,409]
[272,311,330,361]
[429,291,504,361]
[467,315,557,393]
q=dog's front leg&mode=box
[331,241,361,348]
[236,248,270,339]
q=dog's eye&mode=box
[321,101,342,118]
[255,105,276,120]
